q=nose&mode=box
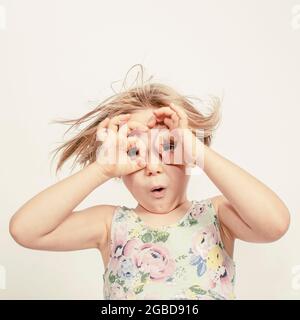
[145,162,163,176]
[145,151,163,176]
[137,127,165,176]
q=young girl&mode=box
[9,66,290,300]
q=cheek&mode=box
[121,176,133,190]
[122,173,140,190]
[164,164,187,180]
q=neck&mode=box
[135,196,190,216]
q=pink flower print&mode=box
[123,238,143,257]
[133,243,176,281]
[191,224,219,258]
[190,202,206,219]
[218,255,235,296]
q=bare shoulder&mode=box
[209,195,235,258]
[93,204,118,249]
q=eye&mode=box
[127,146,139,157]
[162,140,176,152]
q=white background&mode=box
[0,0,299,299]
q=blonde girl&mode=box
[9,65,290,300]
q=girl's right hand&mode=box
[95,114,149,179]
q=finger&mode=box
[97,117,110,129]
[125,121,149,135]
[108,114,131,133]
[153,107,179,128]
[163,115,179,131]
[171,112,180,127]
[161,112,180,129]
[128,156,146,169]
[147,115,157,128]
[137,156,147,167]
[118,121,148,145]
[163,117,174,129]
[153,107,175,117]
[118,119,128,141]
[169,103,188,128]
[96,117,110,141]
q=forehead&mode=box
[129,109,153,123]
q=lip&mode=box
[150,185,167,192]
[150,185,167,198]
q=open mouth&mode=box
[150,186,167,198]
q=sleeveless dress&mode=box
[102,198,236,300]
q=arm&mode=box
[148,103,290,243]
[9,162,112,251]
[201,145,290,243]
[9,113,149,252]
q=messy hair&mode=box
[50,64,222,176]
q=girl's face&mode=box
[121,109,191,213]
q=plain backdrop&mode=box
[0,0,299,299]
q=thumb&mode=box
[136,157,146,168]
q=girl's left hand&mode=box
[147,103,204,167]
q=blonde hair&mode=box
[50,64,222,176]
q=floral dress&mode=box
[102,198,236,300]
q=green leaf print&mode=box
[188,218,198,226]
[208,289,226,300]
[140,272,150,283]
[213,217,219,227]
[108,271,116,284]
[116,279,125,286]
[155,231,169,242]
[189,285,207,295]
[141,232,153,242]
[175,254,188,262]
[134,284,144,294]
[178,217,197,227]
[116,210,127,222]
